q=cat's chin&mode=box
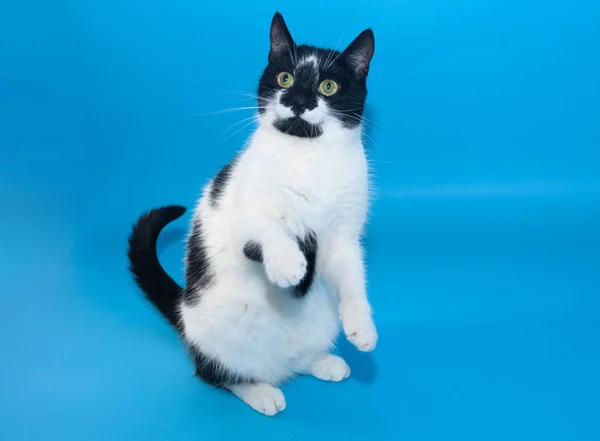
[273,117,323,139]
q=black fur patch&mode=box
[191,347,251,387]
[242,229,318,297]
[294,230,318,297]
[273,117,323,138]
[182,221,252,386]
[243,241,263,262]
[210,160,236,207]
[183,220,214,303]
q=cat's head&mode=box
[257,12,374,138]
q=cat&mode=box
[127,12,377,416]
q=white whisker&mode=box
[221,117,259,143]
[328,109,378,134]
[324,34,344,70]
[191,106,266,116]
[227,91,258,99]
[292,35,298,65]
[216,114,260,141]
[279,30,297,65]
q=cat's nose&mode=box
[290,102,306,116]
[290,93,308,116]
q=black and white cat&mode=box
[128,12,377,416]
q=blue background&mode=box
[1,1,599,440]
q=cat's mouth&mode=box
[273,117,323,139]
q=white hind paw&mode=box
[310,355,351,382]
[229,383,286,416]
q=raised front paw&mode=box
[264,242,307,288]
[343,315,378,352]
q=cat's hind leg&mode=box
[294,353,351,382]
[228,383,286,416]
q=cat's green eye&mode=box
[277,71,295,88]
[318,79,339,96]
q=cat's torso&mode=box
[180,124,368,384]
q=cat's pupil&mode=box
[283,74,289,82]
[326,82,331,89]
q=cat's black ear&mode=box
[342,29,375,79]
[269,12,295,62]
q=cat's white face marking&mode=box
[264,93,334,137]
[274,90,294,119]
[300,97,327,125]
[272,91,327,125]
[296,54,319,70]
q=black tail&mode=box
[127,205,187,330]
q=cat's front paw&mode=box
[264,242,307,288]
[343,315,378,352]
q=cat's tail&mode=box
[127,205,186,331]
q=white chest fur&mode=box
[235,123,369,238]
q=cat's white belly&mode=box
[179,267,339,385]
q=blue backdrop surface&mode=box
[1,1,599,440]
